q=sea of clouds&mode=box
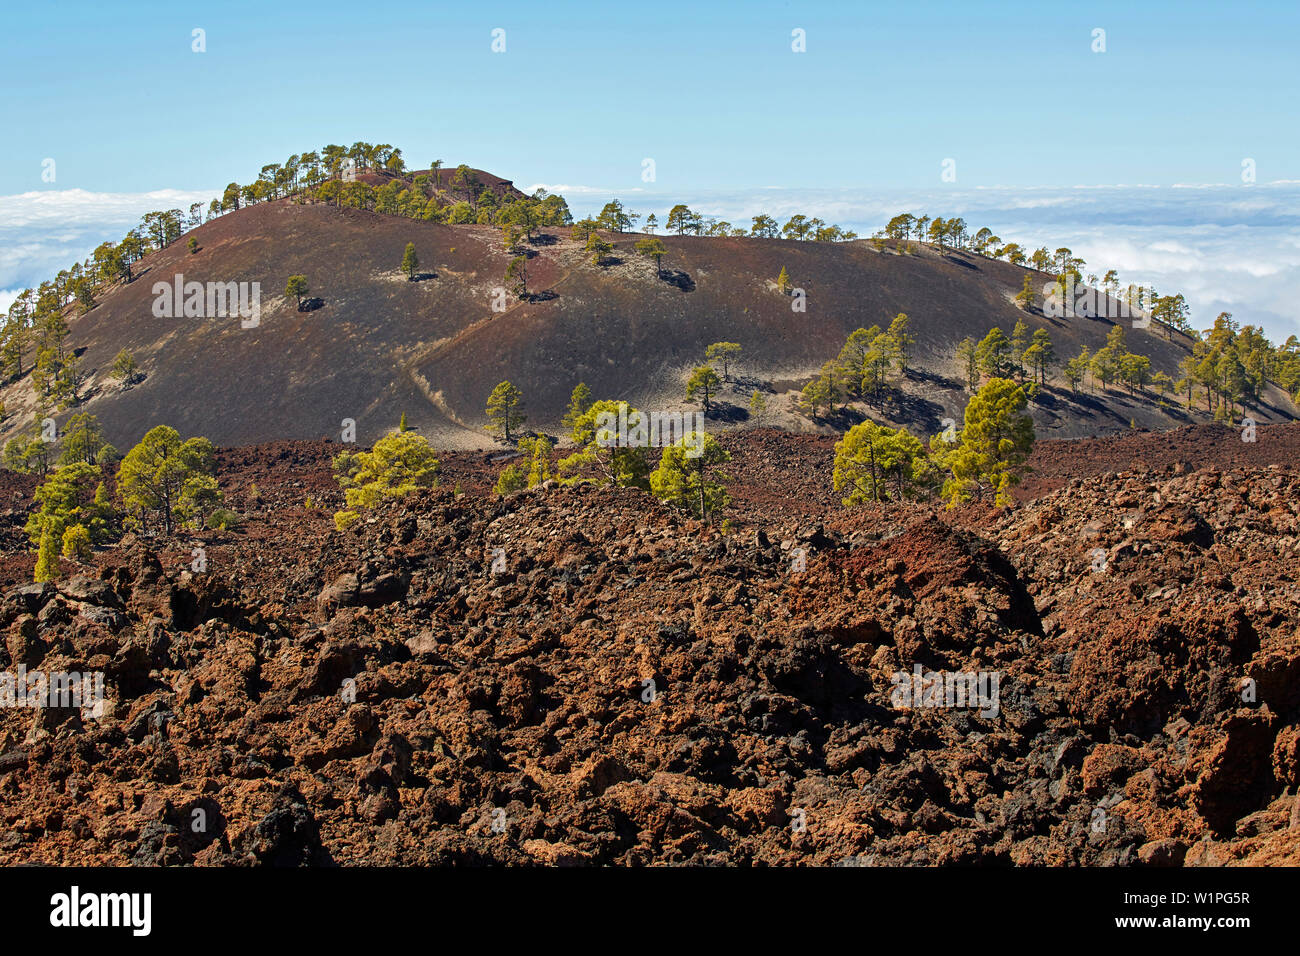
[0,187,216,314]
[3,182,1297,344]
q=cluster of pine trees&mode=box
[9,143,1299,450]
[487,381,732,522]
[1069,324,1156,396]
[831,377,1037,509]
[3,170,218,405]
[799,315,914,417]
[596,204,857,241]
[955,311,1300,416]
[1178,312,1300,419]
[955,321,1162,400]
[15,416,229,582]
[881,212,1088,281]
[953,320,1058,394]
[215,142,408,211]
[3,288,85,411]
[5,199,209,340]
[879,213,999,257]
[0,144,574,414]
[3,275,142,411]
[198,143,545,225]
[877,212,1204,342]
[305,162,572,231]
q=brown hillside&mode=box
[6,190,1294,450]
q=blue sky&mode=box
[4,0,1298,192]
[2,0,1298,338]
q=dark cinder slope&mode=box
[7,190,1293,450]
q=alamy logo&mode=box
[152,273,261,328]
[890,664,1000,718]
[595,406,706,458]
[1,667,104,714]
[49,886,151,936]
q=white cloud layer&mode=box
[0,187,217,313]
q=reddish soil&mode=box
[0,423,1297,865]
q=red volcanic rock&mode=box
[0,427,1298,865]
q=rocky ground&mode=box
[0,423,1297,866]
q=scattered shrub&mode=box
[494,464,527,494]
[206,507,241,531]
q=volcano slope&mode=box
[6,182,1295,453]
[0,424,1297,866]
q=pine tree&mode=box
[112,349,139,389]
[34,527,59,582]
[862,334,892,400]
[58,412,105,465]
[686,366,721,409]
[649,433,730,521]
[635,238,667,277]
[1065,346,1091,393]
[505,255,528,298]
[1090,323,1130,391]
[799,375,833,418]
[1010,319,1030,380]
[61,523,92,560]
[332,430,440,513]
[117,426,218,534]
[1177,355,1198,409]
[838,327,878,397]
[485,381,526,443]
[975,327,1013,381]
[833,421,928,504]
[401,242,419,280]
[886,313,913,374]
[954,337,979,391]
[494,463,527,494]
[285,274,309,310]
[666,204,697,235]
[562,383,593,438]
[777,266,791,294]
[705,343,742,381]
[89,482,114,542]
[1021,328,1056,385]
[585,233,613,266]
[555,400,651,490]
[940,378,1035,507]
[597,199,634,233]
[1015,273,1036,310]
[521,435,553,487]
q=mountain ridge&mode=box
[3,166,1295,451]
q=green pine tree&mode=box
[34,527,59,582]
[401,242,420,280]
